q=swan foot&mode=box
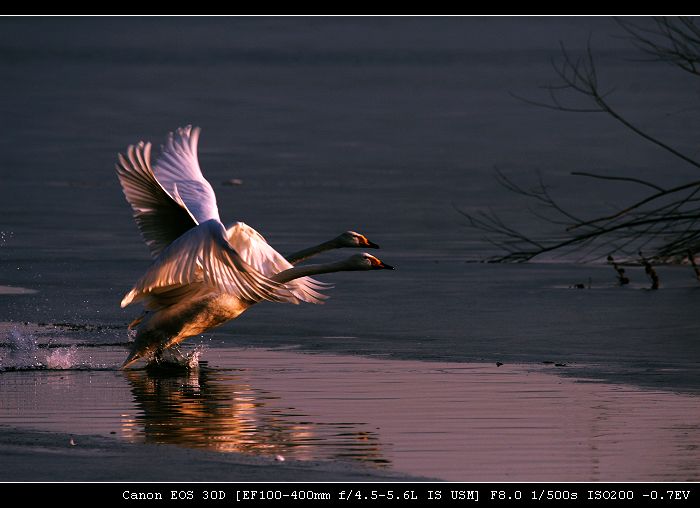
[145,345,199,373]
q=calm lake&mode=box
[1,17,699,481]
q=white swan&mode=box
[116,126,393,368]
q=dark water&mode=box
[3,348,700,481]
[1,17,699,392]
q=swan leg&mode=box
[160,344,186,363]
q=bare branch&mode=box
[616,17,700,76]
[570,171,666,192]
[465,18,700,265]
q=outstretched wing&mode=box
[153,125,220,225]
[116,142,197,258]
[227,222,331,304]
[121,220,298,308]
[118,126,325,307]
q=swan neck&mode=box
[285,240,338,265]
[273,259,351,284]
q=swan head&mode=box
[336,231,380,249]
[351,253,394,270]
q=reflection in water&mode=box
[2,346,700,480]
[121,366,388,465]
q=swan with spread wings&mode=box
[116,126,393,368]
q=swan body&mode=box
[116,126,392,368]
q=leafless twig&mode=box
[463,17,700,264]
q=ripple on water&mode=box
[1,345,700,481]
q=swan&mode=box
[116,126,393,369]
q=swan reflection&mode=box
[121,365,389,465]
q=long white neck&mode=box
[273,258,357,284]
[285,239,339,265]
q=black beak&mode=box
[380,262,395,270]
[367,240,380,249]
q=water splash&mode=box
[1,327,43,369]
[1,324,204,372]
[1,326,82,371]
[145,345,206,372]
[185,345,205,369]
[45,345,79,369]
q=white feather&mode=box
[121,220,298,308]
[227,222,330,304]
[152,125,221,225]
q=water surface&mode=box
[1,17,699,480]
[2,346,698,481]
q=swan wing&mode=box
[121,220,297,308]
[139,282,214,311]
[116,142,197,258]
[226,222,330,304]
[152,125,221,225]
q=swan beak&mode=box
[379,262,394,270]
[121,352,141,370]
[367,240,380,249]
